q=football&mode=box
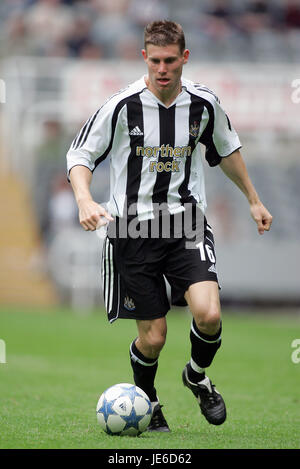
[96,383,152,436]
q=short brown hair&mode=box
[144,20,186,53]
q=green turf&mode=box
[0,306,299,449]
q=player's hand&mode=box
[250,201,273,235]
[77,198,114,231]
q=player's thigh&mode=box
[184,280,221,331]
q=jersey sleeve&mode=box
[66,103,113,178]
[199,96,242,167]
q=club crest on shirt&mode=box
[124,295,136,311]
[189,121,200,138]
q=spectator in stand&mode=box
[200,0,235,40]
[66,12,102,58]
[0,11,35,57]
[48,173,78,238]
[90,0,133,58]
[235,0,272,35]
[34,119,70,237]
[0,0,32,23]
[281,0,300,28]
[24,0,74,55]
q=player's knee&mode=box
[140,328,166,357]
[147,331,166,354]
[194,309,221,336]
[136,318,167,358]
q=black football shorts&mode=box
[101,207,219,323]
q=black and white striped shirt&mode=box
[67,76,241,220]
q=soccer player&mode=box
[66,21,272,432]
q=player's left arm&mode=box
[219,149,273,235]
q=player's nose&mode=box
[158,61,167,74]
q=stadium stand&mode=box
[0,0,300,62]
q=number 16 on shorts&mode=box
[196,241,216,263]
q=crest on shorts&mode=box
[124,295,136,311]
[189,121,200,138]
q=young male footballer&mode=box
[67,20,272,431]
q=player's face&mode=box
[142,44,189,102]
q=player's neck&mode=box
[145,76,182,108]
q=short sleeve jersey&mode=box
[66,76,241,220]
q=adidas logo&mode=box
[119,402,127,411]
[129,126,143,136]
[208,264,217,274]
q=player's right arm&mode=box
[66,101,115,231]
[69,165,113,231]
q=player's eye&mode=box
[165,57,176,64]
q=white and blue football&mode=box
[96,383,152,436]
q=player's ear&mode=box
[141,49,147,61]
[183,49,190,64]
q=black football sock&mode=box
[129,339,158,402]
[188,319,222,383]
[186,361,205,384]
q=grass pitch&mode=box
[0,306,299,449]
